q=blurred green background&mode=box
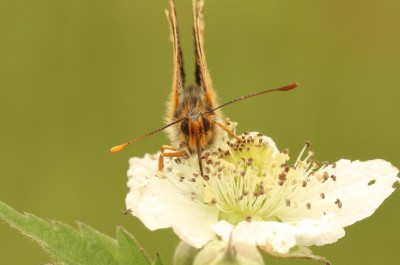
[1,0,399,264]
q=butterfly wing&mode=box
[193,0,219,108]
[166,0,185,116]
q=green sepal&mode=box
[262,245,331,265]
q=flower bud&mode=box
[193,240,263,265]
[174,241,200,265]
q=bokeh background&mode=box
[1,0,399,264]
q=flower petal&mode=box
[291,214,344,247]
[126,153,219,248]
[212,220,296,253]
[278,157,399,246]
[212,214,344,254]
[323,159,399,227]
[277,159,398,229]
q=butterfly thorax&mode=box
[175,85,210,117]
[166,84,221,153]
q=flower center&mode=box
[162,132,337,225]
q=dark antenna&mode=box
[110,118,183,153]
[202,82,298,115]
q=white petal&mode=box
[126,153,219,248]
[322,159,399,227]
[127,153,159,189]
[266,159,398,247]
[212,220,296,254]
[213,214,345,254]
[291,214,345,247]
[241,132,280,155]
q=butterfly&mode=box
[111,0,297,176]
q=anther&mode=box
[306,203,311,210]
[335,198,343,209]
[320,193,325,199]
[322,172,329,181]
[330,175,337,181]
[246,216,252,222]
[282,148,289,154]
[202,151,210,158]
[279,173,287,181]
[310,159,320,167]
[302,180,307,187]
[285,199,291,207]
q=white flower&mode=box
[125,132,399,255]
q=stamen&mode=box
[335,198,343,209]
[295,142,310,165]
[158,133,340,226]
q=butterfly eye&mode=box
[202,117,211,133]
[180,118,190,135]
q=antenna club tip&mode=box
[110,143,128,153]
[281,82,299,91]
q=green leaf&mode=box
[0,201,155,265]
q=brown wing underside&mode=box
[193,0,217,108]
[166,0,185,113]
[166,0,218,117]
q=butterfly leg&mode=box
[158,145,186,172]
[214,120,243,142]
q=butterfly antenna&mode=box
[110,118,183,153]
[203,82,298,115]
